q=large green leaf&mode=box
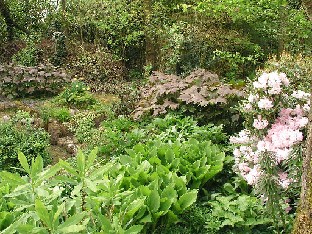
[124,225,144,234]
[59,225,86,233]
[35,199,52,229]
[58,213,86,230]
[31,156,43,179]
[147,190,160,213]
[17,152,30,174]
[1,213,31,234]
[0,171,26,187]
[0,212,14,231]
[86,147,98,171]
[36,163,62,186]
[124,198,145,221]
[76,150,86,176]
[53,203,65,228]
[178,190,198,210]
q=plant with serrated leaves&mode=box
[204,194,273,233]
[133,69,244,132]
[0,63,70,98]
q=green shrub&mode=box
[145,114,227,145]
[0,111,50,172]
[76,114,227,158]
[12,38,41,66]
[66,45,125,85]
[204,194,273,233]
[66,111,98,144]
[39,105,71,123]
[54,81,96,108]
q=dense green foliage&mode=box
[0,139,224,233]
[0,111,50,172]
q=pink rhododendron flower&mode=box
[267,72,281,88]
[244,165,261,186]
[278,172,293,189]
[268,86,282,95]
[258,73,269,84]
[244,103,253,110]
[276,148,291,163]
[253,80,266,89]
[298,117,309,128]
[257,140,266,152]
[303,103,310,112]
[230,130,251,144]
[231,71,308,191]
[292,90,310,100]
[253,116,269,129]
[258,98,273,109]
[279,72,289,86]
[238,162,251,173]
[248,94,258,102]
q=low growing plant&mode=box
[133,69,244,133]
[0,111,50,172]
[0,63,70,98]
[54,80,96,108]
[0,137,225,233]
[204,194,273,233]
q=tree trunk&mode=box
[293,93,312,233]
[302,0,312,21]
[292,3,312,232]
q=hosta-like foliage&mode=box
[0,138,225,233]
[133,69,244,120]
[0,63,70,98]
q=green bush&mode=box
[12,43,40,67]
[204,194,273,233]
[145,114,227,145]
[54,81,96,108]
[73,114,227,158]
[39,105,71,123]
[0,111,50,172]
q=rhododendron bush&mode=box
[230,71,310,227]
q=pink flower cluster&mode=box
[231,71,309,190]
[253,71,289,95]
[253,115,269,130]
[256,107,307,163]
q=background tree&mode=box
[0,0,29,41]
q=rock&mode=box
[47,120,71,145]
[2,115,10,122]
[57,137,77,154]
